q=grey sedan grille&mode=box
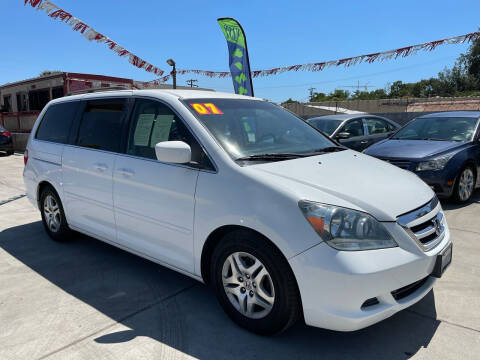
[379,158,412,170]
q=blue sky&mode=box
[2,0,479,102]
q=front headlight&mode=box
[299,200,397,251]
[416,154,454,171]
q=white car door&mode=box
[62,98,129,241]
[112,98,213,273]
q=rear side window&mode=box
[365,118,391,134]
[36,102,78,144]
[76,99,127,152]
[340,119,364,137]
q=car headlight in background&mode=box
[416,154,454,171]
[299,200,397,251]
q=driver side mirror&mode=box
[155,141,191,164]
[336,132,351,140]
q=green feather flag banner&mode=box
[217,18,254,96]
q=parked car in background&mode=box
[307,114,400,151]
[365,111,480,202]
[24,90,452,335]
[0,125,14,155]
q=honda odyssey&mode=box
[24,89,452,334]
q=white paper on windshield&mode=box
[133,113,155,146]
[150,115,174,146]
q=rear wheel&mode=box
[453,166,476,203]
[40,186,71,241]
[211,230,300,335]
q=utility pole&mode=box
[308,87,316,101]
[186,79,198,88]
[340,82,375,92]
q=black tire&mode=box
[6,150,14,156]
[39,186,72,241]
[452,166,476,203]
[211,230,301,335]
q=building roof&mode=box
[0,72,133,89]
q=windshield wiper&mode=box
[235,153,307,162]
[235,146,346,162]
[391,137,443,141]
[306,146,347,154]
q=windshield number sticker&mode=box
[190,103,223,115]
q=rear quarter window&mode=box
[35,102,79,144]
[76,99,127,153]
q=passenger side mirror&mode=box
[336,132,351,140]
[155,141,191,164]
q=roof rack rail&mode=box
[66,86,130,96]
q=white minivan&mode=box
[23,89,452,334]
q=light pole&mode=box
[166,58,176,89]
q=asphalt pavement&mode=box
[0,152,479,360]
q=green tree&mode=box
[281,98,298,105]
[459,36,480,85]
[310,90,349,102]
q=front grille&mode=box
[379,158,412,170]
[397,197,445,251]
[391,276,429,301]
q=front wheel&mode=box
[452,166,476,203]
[211,230,300,335]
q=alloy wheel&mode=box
[222,252,275,319]
[43,194,61,232]
[458,168,474,201]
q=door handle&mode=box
[360,140,369,144]
[94,163,108,171]
[117,168,135,177]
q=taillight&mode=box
[24,149,29,166]
[0,131,10,137]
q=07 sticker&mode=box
[190,103,223,115]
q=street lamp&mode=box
[166,58,176,89]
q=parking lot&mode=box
[0,152,479,360]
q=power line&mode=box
[340,81,375,92]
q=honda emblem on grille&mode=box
[433,218,441,236]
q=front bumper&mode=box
[289,223,451,332]
[368,156,457,198]
[414,170,455,198]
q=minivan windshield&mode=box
[307,118,342,136]
[184,99,337,161]
[393,116,478,142]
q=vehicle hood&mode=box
[365,139,463,159]
[249,150,433,221]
